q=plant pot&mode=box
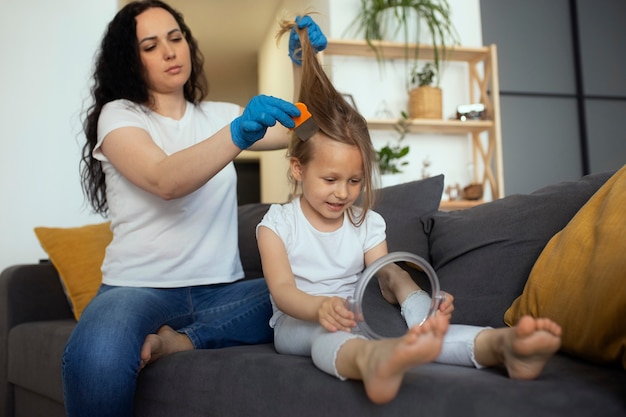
[409,86,442,119]
[462,183,483,200]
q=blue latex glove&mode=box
[230,95,300,150]
[289,15,328,65]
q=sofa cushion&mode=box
[34,223,112,320]
[7,320,76,404]
[238,203,271,279]
[425,171,613,328]
[374,174,444,259]
[133,344,626,417]
[505,165,626,368]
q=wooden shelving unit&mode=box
[323,39,505,207]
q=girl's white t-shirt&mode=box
[93,99,244,287]
[257,197,386,326]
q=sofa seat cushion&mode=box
[134,344,626,417]
[7,319,75,404]
[425,171,613,328]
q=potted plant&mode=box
[408,62,442,119]
[347,0,460,90]
[377,111,411,186]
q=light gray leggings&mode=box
[273,291,486,380]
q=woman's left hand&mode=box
[289,15,327,65]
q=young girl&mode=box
[257,15,563,405]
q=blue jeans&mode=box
[62,279,273,417]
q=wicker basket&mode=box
[409,86,442,119]
[462,183,484,200]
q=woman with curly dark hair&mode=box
[63,2,327,416]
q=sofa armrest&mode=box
[0,262,74,327]
[0,262,74,416]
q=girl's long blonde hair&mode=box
[277,15,378,226]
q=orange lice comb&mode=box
[292,102,319,141]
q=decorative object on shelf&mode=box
[421,155,432,178]
[409,62,442,119]
[462,183,484,201]
[456,103,486,121]
[445,183,461,201]
[346,0,460,88]
[374,100,394,118]
[377,111,411,177]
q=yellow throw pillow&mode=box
[34,222,112,320]
[505,165,626,369]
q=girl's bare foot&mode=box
[139,325,194,370]
[350,313,449,404]
[475,316,562,379]
[376,264,422,305]
[502,316,562,379]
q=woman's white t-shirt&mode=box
[93,99,243,287]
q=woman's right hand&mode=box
[230,95,300,149]
[318,296,356,332]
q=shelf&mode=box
[324,38,490,63]
[367,118,493,135]
[323,38,504,205]
[440,199,484,211]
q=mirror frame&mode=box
[347,251,443,339]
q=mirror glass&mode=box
[347,252,442,339]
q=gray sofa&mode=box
[2,173,625,417]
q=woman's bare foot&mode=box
[139,325,194,370]
[475,316,562,380]
[344,313,449,404]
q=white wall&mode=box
[0,0,118,271]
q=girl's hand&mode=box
[318,296,356,332]
[438,291,455,320]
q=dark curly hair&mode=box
[80,0,208,215]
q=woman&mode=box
[62,1,327,416]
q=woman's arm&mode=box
[100,123,241,200]
[257,225,356,332]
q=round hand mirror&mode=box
[346,252,443,340]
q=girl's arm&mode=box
[257,225,356,332]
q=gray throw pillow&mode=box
[374,174,444,259]
[238,203,271,279]
[425,171,614,328]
